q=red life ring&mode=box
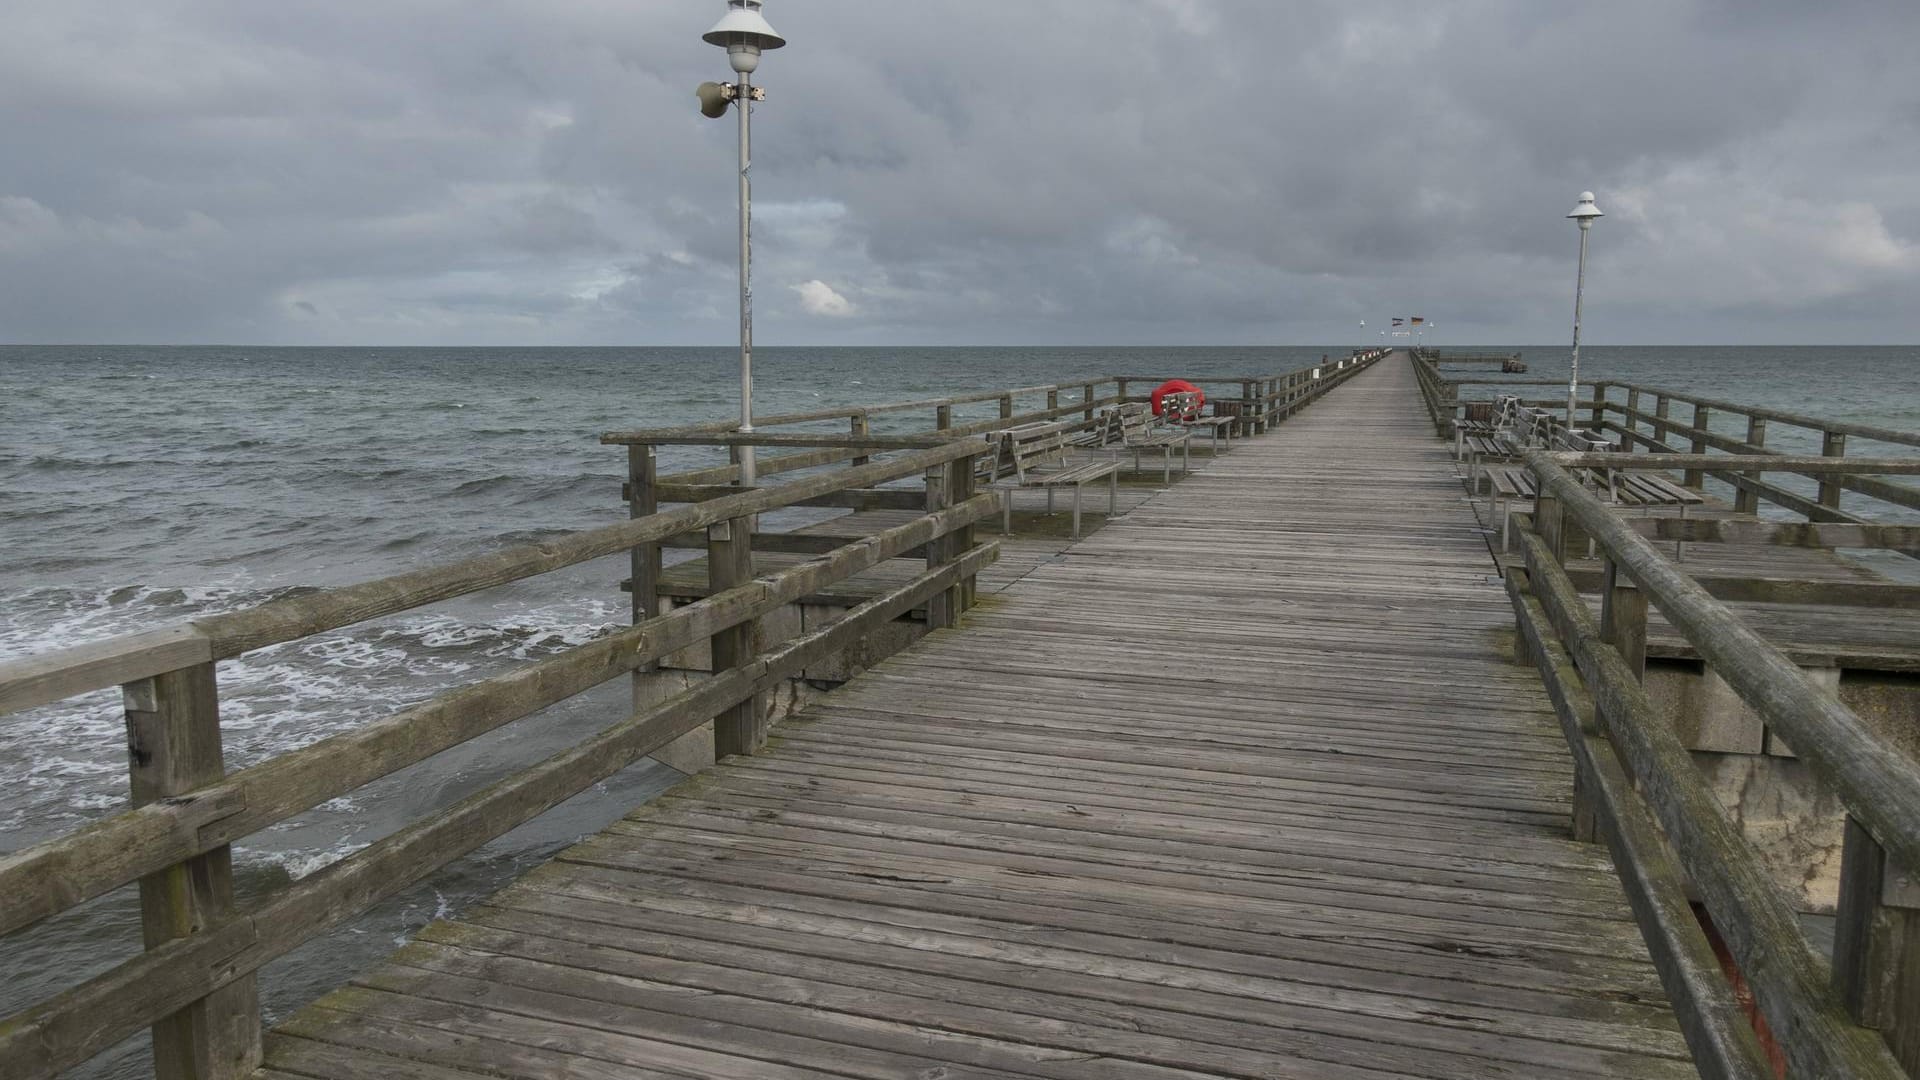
[1150,379,1204,417]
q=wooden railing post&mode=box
[1116,378,1130,407]
[125,663,262,1080]
[707,516,763,757]
[627,443,662,669]
[1245,380,1262,435]
[1046,388,1059,415]
[953,452,980,612]
[1736,416,1767,514]
[1082,383,1096,424]
[1623,388,1641,451]
[1834,815,1920,1071]
[1536,489,1568,573]
[924,464,956,630]
[936,404,952,430]
[1600,558,1648,683]
[1652,394,1671,443]
[1587,383,1606,430]
[924,452,980,627]
[1820,431,1848,512]
[1685,403,1711,489]
[998,394,1014,420]
[850,413,870,467]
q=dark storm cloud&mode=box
[0,0,1915,345]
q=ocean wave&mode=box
[22,455,158,472]
[451,475,518,496]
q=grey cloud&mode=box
[0,0,1916,345]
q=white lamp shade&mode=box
[1567,191,1604,221]
[704,1,785,50]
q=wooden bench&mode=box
[990,422,1119,539]
[1069,407,1121,450]
[1163,391,1236,455]
[1107,403,1192,483]
[1485,426,1707,556]
[1486,466,1538,550]
[1452,418,1499,460]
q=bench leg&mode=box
[1162,449,1170,485]
[1676,502,1687,563]
[1109,470,1118,516]
[1003,491,1012,536]
[1072,485,1083,539]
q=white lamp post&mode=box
[1565,191,1603,428]
[699,0,785,486]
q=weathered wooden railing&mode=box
[1589,382,1920,523]
[1416,351,1920,524]
[0,436,999,1080]
[1110,351,1383,439]
[1410,349,1563,435]
[1506,448,1920,1078]
[624,351,1389,488]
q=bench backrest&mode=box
[1555,428,1613,453]
[1084,407,1123,447]
[1162,391,1202,422]
[1116,402,1157,442]
[1000,424,1070,482]
[1508,404,1559,447]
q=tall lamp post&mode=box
[698,0,785,486]
[1565,191,1603,428]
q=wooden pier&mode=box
[7,348,1920,1079]
[258,357,1695,1078]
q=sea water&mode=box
[1,343,1915,1076]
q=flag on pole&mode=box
[1392,318,1404,327]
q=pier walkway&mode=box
[261,359,1696,1079]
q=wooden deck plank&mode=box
[259,356,1698,1079]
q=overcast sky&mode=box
[1,0,1916,347]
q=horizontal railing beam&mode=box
[1514,518,1906,1080]
[1550,565,1920,610]
[657,398,1120,487]
[0,627,211,719]
[1625,518,1920,551]
[0,542,1000,1080]
[1607,383,1920,450]
[1552,451,1920,475]
[0,440,987,716]
[603,432,954,450]
[1504,567,1774,1079]
[0,495,999,938]
[1526,451,1920,874]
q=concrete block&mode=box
[1693,750,1847,914]
[1648,662,1763,754]
[1840,672,1920,761]
[634,668,716,775]
[800,602,927,683]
